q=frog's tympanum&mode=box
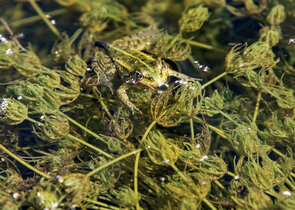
[91,27,197,113]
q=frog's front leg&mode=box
[117,83,141,114]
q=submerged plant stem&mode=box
[193,117,229,140]
[93,89,114,120]
[203,198,217,210]
[0,143,51,179]
[26,115,112,158]
[86,149,142,178]
[219,111,240,126]
[171,164,217,210]
[69,28,83,46]
[60,112,108,144]
[181,38,226,53]
[83,198,120,210]
[252,91,262,123]
[202,72,227,89]
[67,134,114,159]
[190,118,194,142]
[0,9,67,31]
[140,120,157,143]
[29,0,62,39]
[134,150,141,210]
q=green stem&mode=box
[29,0,61,39]
[93,89,114,120]
[134,150,141,210]
[193,117,229,141]
[0,143,51,179]
[60,112,108,144]
[201,72,227,89]
[272,163,295,191]
[213,180,227,192]
[170,164,188,182]
[219,111,240,127]
[83,198,120,210]
[26,116,111,158]
[272,148,285,158]
[252,90,262,124]
[0,8,68,31]
[226,171,237,178]
[140,120,157,143]
[86,149,142,178]
[69,28,83,46]
[181,38,226,53]
[190,118,194,142]
[203,198,217,210]
[67,134,114,159]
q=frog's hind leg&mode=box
[167,68,202,82]
[117,84,141,114]
[91,50,117,94]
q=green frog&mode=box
[91,28,198,113]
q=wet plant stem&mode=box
[93,89,114,120]
[170,164,187,181]
[272,164,295,191]
[60,112,108,144]
[213,180,240,206]
[268,148,295,181]
[0,18,26,51]
[190,118,194,142]
[170,164,217,210]
[29,0,62,39]
[193,117,229,140]
[203,198,217,210]
[252,90,262,124]
[69,28,83,46]
[219,111,239,127]
[0,9,68,31]
[181,38,226,53]
[202,72,227,89]
[292,107,295,120]
[140,120,157,143]
[86,149,142,178]
[134,150,141,210]
[0,143,51,179]
[83,198,120,210]
[25,116,113,159]
[67,135,114,159]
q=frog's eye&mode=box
[135,69,143,81]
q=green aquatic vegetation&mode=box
[1,0,295,209]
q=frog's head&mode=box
[132,61,169,89]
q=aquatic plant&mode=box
[1,0,295,209]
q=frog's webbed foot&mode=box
[95,71,114,94]
[117,83,142,114]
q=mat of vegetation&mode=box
[1,0,295,209]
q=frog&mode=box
[91,28,198,113]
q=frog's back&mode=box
[111,26,164,51]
